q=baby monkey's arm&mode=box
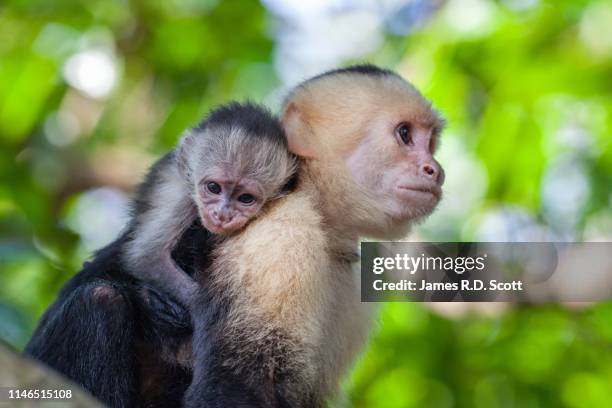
[123,154,199,306]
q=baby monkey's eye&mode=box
[207,182,221,194]
[237,194,256,204]
[396,123,412,145]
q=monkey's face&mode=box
[282,71,444,237]
[196,169,265,235]
[345,103,444,226]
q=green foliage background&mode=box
[0,0,611,407]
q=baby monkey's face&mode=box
[197,167,265,235]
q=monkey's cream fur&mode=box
[197,70,445,404]
[206,175,373,402]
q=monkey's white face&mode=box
[282,72,445,237]
[346,117,444,224]
[195,168,265,235]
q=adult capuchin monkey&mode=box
[183,64,445,407]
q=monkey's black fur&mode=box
[24,223,205,407]
[301,64,398,89]
[318,63,397,78]
[23,146,241,405]
[196,102,289,147]
[25,207,283,407]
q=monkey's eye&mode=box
[207,182,222,194]
[396,123,412,145]
[237,194,256,204]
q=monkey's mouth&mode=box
[396,184,441,200]
[200,211,247,236]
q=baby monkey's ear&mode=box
[281,102,316,159]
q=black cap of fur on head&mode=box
[313,64,398,79]
[195,102,288,147]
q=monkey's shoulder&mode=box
[222,190,329,268]
[131,151,183,216]
[216,191,331,324]
[251,190,324,240]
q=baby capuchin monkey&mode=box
[122,103,297,306]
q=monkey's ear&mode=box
[282,102,316,159]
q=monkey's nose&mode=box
[420,163,440,181]
[213,208,233,223]
[212,210,223,222]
